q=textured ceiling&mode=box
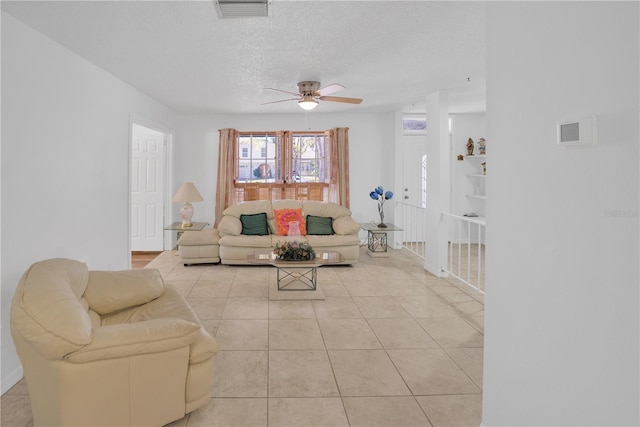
[2,1,486,114]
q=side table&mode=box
[360,223,403,257]
[164,221,208,242]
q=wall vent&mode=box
[214,0,272,18]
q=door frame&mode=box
[128,114,174,266]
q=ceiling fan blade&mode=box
[264,87,302,97]
[314,83,345,96]
[319,95,363,104]
[261,98,300,105]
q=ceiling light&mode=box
[298,96,318,111]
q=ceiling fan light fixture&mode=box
[298,97,318,111]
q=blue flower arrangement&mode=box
[369,186,394,228]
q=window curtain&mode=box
[328,127,350,208]
[215,128,238,226]
[282,131,293,182]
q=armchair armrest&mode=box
[85,269,165,315]
[65,318,200,363]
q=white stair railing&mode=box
[442,212,486,293]
[396,201,427,259]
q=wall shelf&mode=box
[457,137,486,221]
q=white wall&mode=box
[483,2,639,426]
[1,12,177,392]
[173,112,395,230]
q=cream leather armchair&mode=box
[10,258,219,427]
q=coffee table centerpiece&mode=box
[274,240,315,261]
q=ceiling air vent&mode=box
[214,0,272,18]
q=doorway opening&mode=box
[130,123,171,261]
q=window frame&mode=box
[233,130,331,202]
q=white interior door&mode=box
[402,135,427,207]
[131,125,165,251]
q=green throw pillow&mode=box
[306,215,334,235]
[240,213,269,236]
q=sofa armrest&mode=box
[332,216,361,235]
[218,215,242,236]
[64,318,201,363]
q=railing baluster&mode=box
[397,201,427,259]
[395,205,485,294]
[441,212,485,294]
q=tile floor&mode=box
[1,247,484,427]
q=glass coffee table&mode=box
[247,250,344,291]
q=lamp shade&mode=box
[172,182,203,203]
[297,95,318,111]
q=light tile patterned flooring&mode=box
[1,248,484,427]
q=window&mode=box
[216,127,350,220]
[403,115,427,134]
[235,131,330,184]
[291,133,329,183]
[233,130,331,202]
[236,132,280,182]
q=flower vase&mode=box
[288,221,301,239]
[378,204,387,228]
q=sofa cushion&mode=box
[218,215,242,236]
[223,200,273,218]
[178,229,220,245]
[273,208,307,235]
[306,215,334,235]
[272,199,303,213]
[271,235,308,247]
[306,234,360,247]
[303,201,351,218]
[240,213,269,236]
[64,318,202,363]
[219,235,273,248]
[85,269,165,316]
[332,215,361,235]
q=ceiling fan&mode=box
[262,81,363,110]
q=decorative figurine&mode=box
[466,138,474,156]
[481,162,486,175]
[477,138,486,155]
[457,154,464,161]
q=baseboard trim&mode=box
[2,365,23,395]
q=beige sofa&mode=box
[10,258,219,427]
[217,200,361,265]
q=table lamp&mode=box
[172,182,204,227]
